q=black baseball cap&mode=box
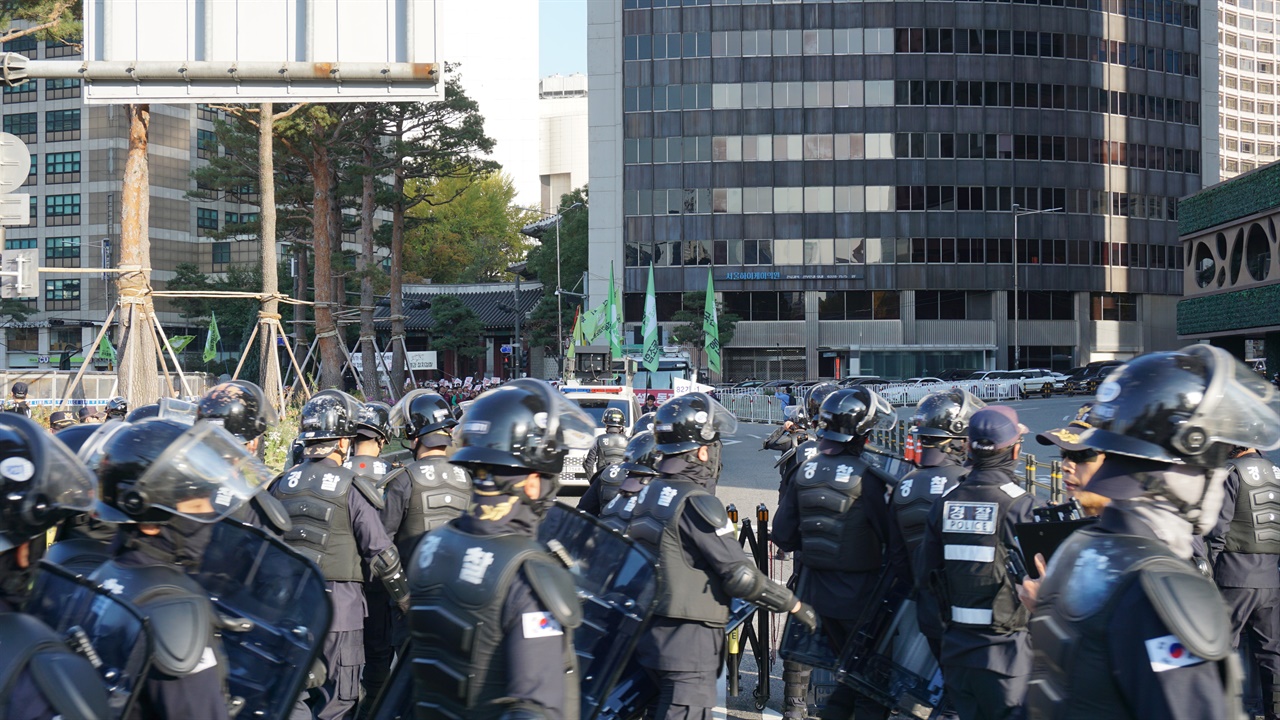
[10,382,27,398]
[968,406,1029,451]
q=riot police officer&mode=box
[126,403,160,423]
[1207,446,1280,720]
[270,390,409,720]
[596,429,661,531]
[1023,345,1280,720]
[196,380,291,536]
[48,410,75,431]
[345,401,394,486]
[583,407,628,480]
[408,378,595,718]
[0,414,109,720]
[774,387,898,720]
[768,381,839,490]
[2,381,30,417]
[889,390,984,659]
[89,418,274,719]
[919,405,1035,720]
[104,396,128,421]
[625,391,817,720]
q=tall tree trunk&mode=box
[389,163,407,394]
[258,102,282,406]
[311,144,343,389]
[117,104,158,407]
[358,134,379,399]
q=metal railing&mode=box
[724,502,774,710]
[0,370,216,406]
[716,379,1029,425]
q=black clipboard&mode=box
[1015,518,1098,579]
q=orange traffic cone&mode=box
[905,431,917,464]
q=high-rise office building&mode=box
[1216,0,1279,179]
[540,73,590,213]
[589,0,1217,379]
[0,35,257,370]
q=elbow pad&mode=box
[723,561,797,614]
[370,546,410,605]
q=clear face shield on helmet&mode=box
[128,422,274,523]
[76,420,131,474]
[693,393,740,442]
[854,390,898,435]
[1175,344,1280,455]
[783,405,807,424]
[157,397,200,426]
[0,425,97,549]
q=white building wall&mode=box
[586,1,624,309]
[437,0,540,206]
[539,74,589,213]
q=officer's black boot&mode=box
[783,660,811,719]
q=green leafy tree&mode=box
[670,292,740,368]
[164,263,262,368]
[429,295,485,376]
[0,299,34,324]
[403,173,535,284]
[0,1,80,46]
[525,187,589,295]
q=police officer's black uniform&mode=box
[595,430,662,531]
[919,406,1034,720]
[583,408,628,480]
[889,390,984,660]
[0,414,108,720]
[625,392,817,720]
[271,391,409,720]
[2,381,31,417]
[408,379,594,719]
[774,387,897,720]
[1207,449,1280,719]
[1025,345,1277,720]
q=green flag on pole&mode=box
[203,311,221,363]
[567,307,581,362]
[606,264,623,360]
[581,303,601,343]
[98,335,117,364]
[703,268,721,375]
[641,264,660,373]
[167,335,196,354]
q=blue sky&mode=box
[540,0,587,77]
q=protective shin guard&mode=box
[783,660,811,719]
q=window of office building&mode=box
[44,279,80,310]
[1008,291,1075,320]
[45,151,79,182]
[45,109,79,141]
[6,327,37,353]
[212,242,231,265]
[45,194,79,226]
[197,207,219,232]
[3,112,36,141]
[1090,292,1138,321]
[45,237,80,268]
[45,77,80,99]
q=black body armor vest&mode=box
[1224,456,1280,555]
[1027,528,1240,719]
[599,485,643,532]
[408,524,580,720]
[595,464,628,510]
[344,454,393,485]
[0,612,109,719]
[937,478,1029,633]
[89,559,219,677]
[624,479,732,625]
[893,464,967,563]
[271,462,363,582]
[596,432,628,467]
[392,456,471,559]
[792,453,882,572]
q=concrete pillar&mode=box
[1266,332,1280,379]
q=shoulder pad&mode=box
[1140,563,1233,662]
[687,492,730,529]
[144,588,214,675]
[773,446,797,469]
[352,474,386,510]
[251,492,293,534]
[44,537,113,577]
[941,481,963,497]
[380,466,408,489]
[600,464,626,486]
[524,557,583,630]
[29,646,110,720]
[865,464,898,487]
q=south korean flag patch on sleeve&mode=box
[1145,634,1205,672]
[522,611,564,639]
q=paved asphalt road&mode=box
[711,394,1107,718]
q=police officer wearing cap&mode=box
[0,413,109,720]
[1022,344,1280,720]
[1206,445,1280,720]
[3,381,31,417]
[596,429,662,531]
[625,391,817,720]
[47,410,75,431]
[583,407,628,481]
[1034,405,1109,517]
[919,405,1035,720]
[408,378,591,719]
[773,387,898,720]
[88,418,274,719]
[889,391,984,675]
[270,390,409,720]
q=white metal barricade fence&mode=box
[719,379,1028,424]
[0,370,217,407]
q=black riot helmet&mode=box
[603,408,626,429]
[806,382,841,420]
[1082,344,1280,468]
[0,414,97,552]
[453,378,596,477]
[297,390,361,442]
[815,387,897,443]
[197,380,277,442]
[91,419,272,525]
[104,396,129,420]
[391,389,456,440]
[653,392,738,455]
[912,389,986,440]
[55,423,101,455]
[125,403,160,423]
[632,412,655,435]
[619,430,662,477]
[356,401,393,443]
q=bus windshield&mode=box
[626,361,691,390]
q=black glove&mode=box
[791,602,818,633]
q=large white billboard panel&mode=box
[83,0,440,104]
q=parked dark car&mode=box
[1056,361,1124,396]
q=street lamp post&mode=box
[518,202,584,374]
[1011,204,1062,369]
